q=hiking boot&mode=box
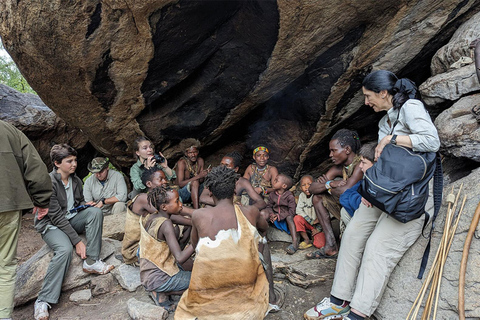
[304,297,350,320]
[82,259,115,275]
[34,300,51,320]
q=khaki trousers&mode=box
[331,203,425,316]
[0,210,21,318]
[38,207,103,304]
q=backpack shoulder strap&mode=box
[417,152,443,279]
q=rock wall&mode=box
[374,168,480,319]
[0,84,93,176]
[1,0,479,177]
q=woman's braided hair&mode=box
[331,129,361,154]
[204,166,239,200]
[147,185,173,209]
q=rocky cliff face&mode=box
[1,0,479,177]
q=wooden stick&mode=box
[407,186,459,320]
[433,195,466,319]
[458,199,480,320]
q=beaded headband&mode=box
[253,146,269,155]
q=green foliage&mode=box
[0,42,36,94]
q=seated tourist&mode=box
[307,129,363,259]
[174,138,208,209]
[175,166,269,319]
[130,136,176,197]
[339,142,376,227]
[260,173,298,254]
[139,186,194,312]
[34,144,114,320]
[294,175,326,250]
[243,145,278,204]
[83,157,127,215]
[199,151,266,210]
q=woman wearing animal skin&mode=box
[304,70,440,320]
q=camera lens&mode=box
[154,154,165,163]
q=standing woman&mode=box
[304,70,440,320]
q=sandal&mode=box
[149,291,176,313]
[298,241,313,250]
[285,244,298,255]
[306,247,338,259]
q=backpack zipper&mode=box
[365,174,398,194]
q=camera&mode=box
[153,154,165,163]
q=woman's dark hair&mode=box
[331,129,361,154]
[224,151,243,168]
[204,166,239,200]
[50,144,77,169]
[362,70,418,110]
[147,185,174,209]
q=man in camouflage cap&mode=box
[84,157,127,215]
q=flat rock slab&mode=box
[267,227,293,243]
[69,289,92,302]
[112,264,142,292]
[103,210,126,241]
[127,297,168,320]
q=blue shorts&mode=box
[177,182,204,203]
[153,269,191,293]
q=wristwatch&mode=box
[391,134,398,145]
[100,198,106,205]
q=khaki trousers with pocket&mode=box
[331,203,425,316]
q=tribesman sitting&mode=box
[83,157,127,215]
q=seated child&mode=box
[139,186,194,311]
[294,175,326,250]
[34,144,114,320]
[174,138,209,209]
[122,167,167,265]
[307,129,363,259]
[129,136,176,196]
[243,145,279,203]
[200,151,267,210]
[339,142,376,227]
[260,173,298,254]
[175,166,269,319]
[122,167,193,265]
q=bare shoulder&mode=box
[268,165,278,174]
[239,204,260,224]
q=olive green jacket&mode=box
[0,120,51,213]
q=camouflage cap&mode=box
[87,157,109,173]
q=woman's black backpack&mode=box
[359,142,443,279]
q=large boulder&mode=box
[14,237,116,306]
[431,11,480,76]
[434,94,480,162]
[374,168,480,319]
[0,84,92,176]
[1,1,479,178]
[420,64,480,107]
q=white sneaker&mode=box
[82,259,115,275]
[34,300,51,320]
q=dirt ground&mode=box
[13,214,336,320]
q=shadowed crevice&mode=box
[138,0,279,145]
[91,49,117,112]
[86,3,102,39]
